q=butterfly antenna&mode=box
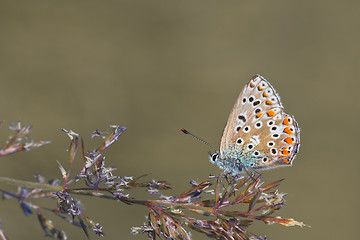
[181,128,217,153]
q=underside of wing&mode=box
[219,74,300,170]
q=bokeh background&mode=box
[0,1,358,239]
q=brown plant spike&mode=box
[0,124,304,239]
[139,174,305,240]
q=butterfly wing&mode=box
[219,74,300,171]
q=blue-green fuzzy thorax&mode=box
[216,145,260,174]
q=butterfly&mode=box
[209,74,300,175]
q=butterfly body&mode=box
[211,74,300,175]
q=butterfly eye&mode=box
[247,144,254,150]
[210,153,219,163]
[254,121,262,129]
[236,138,244,145]
[243,126,251,133]
[270,148,278,155]
[262,157,268,162]
[267,141,275,147]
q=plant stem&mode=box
[0,176,62,192]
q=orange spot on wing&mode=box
[282,147,290,156]
[256,112,263,118]
[250,82,255,88]
[257,85,263,91]
[283,127,293,134]
[283,159,290,164]
[284,137,293,144]
[263,92,268,97]
[282,150,290,156]
[283,117,290,125]
[266,100,273,105]
[267,110,276,116]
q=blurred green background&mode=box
[0,0,358,239]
